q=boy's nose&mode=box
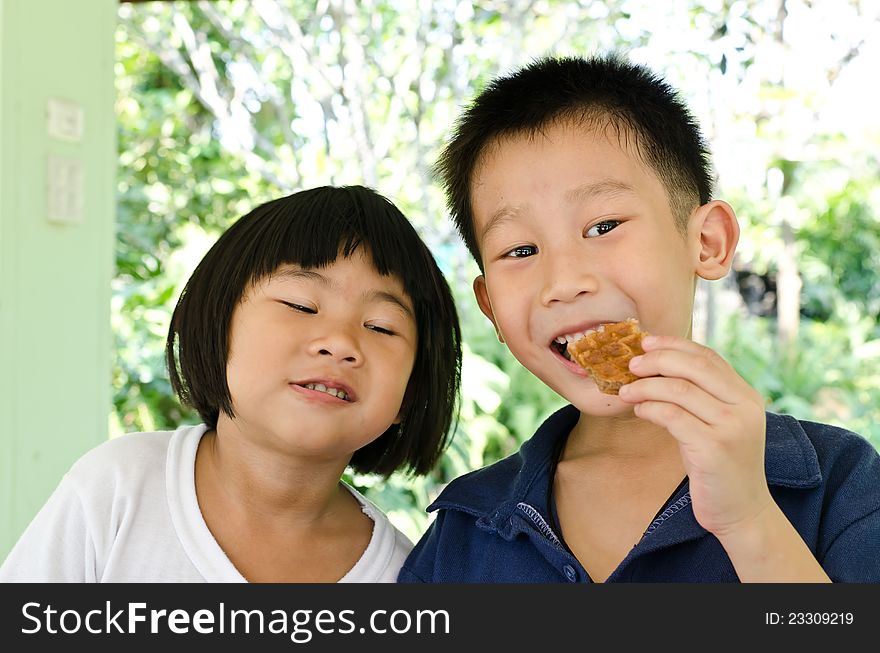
[539,251,599,305]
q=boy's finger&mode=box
[632,399,710,446]
[640,334,707,354]
[619,376,725,426]
[629,345,745,404]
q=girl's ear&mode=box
[691,199,740,281]
[473,275,504,343]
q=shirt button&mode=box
[563,564,578,582]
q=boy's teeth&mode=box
[556,327,603,345]
[304,383,348,400]
[557,331,586,344]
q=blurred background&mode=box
[2,0,878,554]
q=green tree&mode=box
[115,0,880,539]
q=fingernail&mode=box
[641,335,656,348]
[629,355,643,369]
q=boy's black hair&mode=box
[436,53,714,268]
[166,185,461,477]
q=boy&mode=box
[398,54,880,582]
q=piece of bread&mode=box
[566,318,648,395]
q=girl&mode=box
[0,185,461,582]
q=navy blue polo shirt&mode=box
[399,405,880,582]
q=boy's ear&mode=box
[473,275,504,343]
[691,199,740,281]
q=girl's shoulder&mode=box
[66,424,207,491]
[338,482,414,582]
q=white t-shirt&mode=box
[0,424,412,582]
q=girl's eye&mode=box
[584,220,621,238]
[366,324,395,336]
[282,301,317,314]
[504,245,538,258]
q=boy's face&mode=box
[470,122,703,415]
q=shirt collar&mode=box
[430,405,823,519]
[764,411,823,487]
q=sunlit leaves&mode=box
[114,0,880,534]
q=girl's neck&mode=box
[194,422,374,582]
[196,420,355,529]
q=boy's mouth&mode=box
[551,339,573,361]
[549,323,611,361]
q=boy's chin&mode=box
[568,390,636,417]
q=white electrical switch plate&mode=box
[47,155,85,225]
[47,98,84,143]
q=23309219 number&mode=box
[765,612,854,625]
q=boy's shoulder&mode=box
[766,412,880,541]
[766,412,880,486]
[429,405,580,517]
[428,449,526,517]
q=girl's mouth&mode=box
[294,382,352,402]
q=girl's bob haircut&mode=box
[166,185,461,477]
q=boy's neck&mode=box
[566,411,681,462]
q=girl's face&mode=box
[222,249,417,461]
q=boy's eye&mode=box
[366,324,396,336]
[584,220,621,238]
[504,245,538,258]
[281,301,317,314]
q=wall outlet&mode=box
[47,98,84,143]
[47,155,85,225]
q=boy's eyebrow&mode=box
[481,206,524,242]
[480,179,637,242]
[271,267,413,318]
[564,179,637,203]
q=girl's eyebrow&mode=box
[363,290,414,320]
[271,268,330,286]
[271,266,413,319]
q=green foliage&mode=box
[114,14,282,433]
[114,0,880,541]
[798,181,880,324]
[715,311,880,447]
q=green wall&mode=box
[0,0,117,558]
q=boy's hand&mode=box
[617,335,774,538]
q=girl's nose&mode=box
[309,330,363,365]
